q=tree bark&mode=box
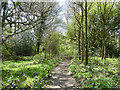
[119,34,120,54]
[3,41,13,56]
[102,40,104,60]
[2,2,6,29]
[85,1,88,65]
[44,50,47,60]
[104,45,106,59]
[101,2,107,60]
[36,3,44,54]
[78,26,81,60]
[1,3,13,57]
[81,5,84,62]
[36,42,40,53]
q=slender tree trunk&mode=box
[2,2,6,43]
[102,40,106,60]
[97,44,100,57]
[85,1,88,65]
[78,27,81,60]
[1,3,13,57]
[36,2,45,54]
[104,45,106,59]
[3,41,13,56]
[82,32,84,62]
[14,7,16,33]
[101,39,105,60]
[101,34,106,60]
[15,22,16,33]
[119,34,120,53]
[2,2,6,29]
[37,42,40,53]
[81,5,84,62]
[97,48,99,57]
[44,50,46,60]
[49,47,51,59]
[102,2,106,60]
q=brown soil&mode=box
[45,59,80,89]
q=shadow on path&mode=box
[46,58,80,88]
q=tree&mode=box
[43,31,62,59]
[34,2,61,53]
[90,2,119,59]
[1,1,62,56]
[81,3,84,62]
[68,2,82,60]
[85,1,88,65]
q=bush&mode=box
[2,56,62,88]
[2,31,35,58]
[69,57,120,88]
[2,43,12,60]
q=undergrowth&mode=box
[1,54,63,88]
[69,57,120,88]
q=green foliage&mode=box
[2,44,11,59]
[88,2,120,58]
[59,39,76,57]
[1,1,120,89]
[12,31,35,56]
[69,57,120,88]
[2,31,35,60]
[44,31,62,57]
[67,2,120,59]
[14,2,21,7]
[106,43,119,58]
[3,31,35,58]
[2,55,62,88]
[66,21,78,42]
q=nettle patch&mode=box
[69,57,120,88]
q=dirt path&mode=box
[46,59,80,88]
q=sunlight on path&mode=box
[46,59,80,88]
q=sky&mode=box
[6,0,68,34]
[58,0,68,34]
[59,0,69,24]
[59,0,67,6]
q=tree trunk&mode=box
[44,50,46,60]
[102,2,106,60]
[97,47,99,57]
[36,42,40,53]
[119,34,120,54]
[101,39,105,60]
[3,41,13,56]
[14,7,16,33]
[78,27,81,60]
[81,5,84,62]
[49,46,51,59]
[104,45,106,59]
[101,47,103,60]
[85,1,88,65]
[82,32,84,62]
[36,2,45,54]
[1,3,13,57]
[2,2,6,29]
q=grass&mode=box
[1,54,63,88]
[69,57,120,88]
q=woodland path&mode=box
[45,57,80,89]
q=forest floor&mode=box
[45,58,80,88]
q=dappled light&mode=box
[1,0,120,89]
